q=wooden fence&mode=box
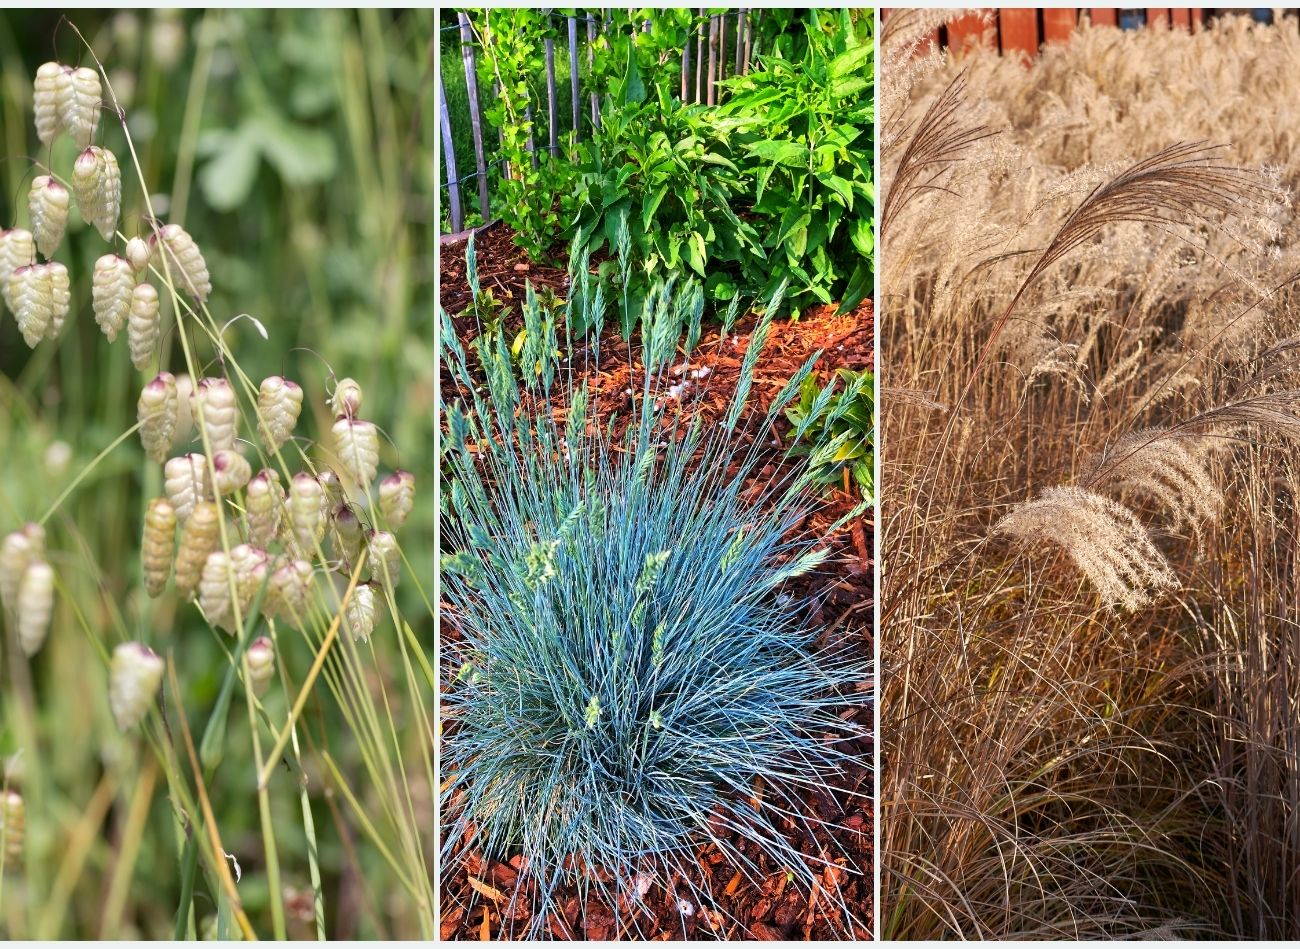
[883,8,1292,60]
[438,9,762,237]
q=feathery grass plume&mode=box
[331,377,362,418]
[71,146,121,241]
[140,497,176,598]
[56,65,100,148]
[440,251,868,937]
[245,636,275,697]
[245,469,284,549]
[124,235,150,276]
[32,62,62,144]
[151,223,211,302]
[28,176,69,260]
[16,559,54,657]
[1082,430,1222,539]
[46,262,69,340]
[192,377,238,453]
[211,449,251,495]
[163,453,209,525]
[343,581,376,642]
[366,530,398,589]
[0,790,23,864]
[287,472,326,555]
[11,265,52,348]
[136,372,177,463]
[378,470,414,529]
[108,642,163,731]
[173,499,219,599]
[127,281,159,370]
[265,558,312,626]
[256,376,302,452]
[0,229,34,313]
[92,254,134,341]
[331,417,379,487]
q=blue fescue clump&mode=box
[439,242,869,936]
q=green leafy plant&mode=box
[785,368,874,502]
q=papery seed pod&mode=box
[256,376,302,454]
[331,504,362,564]
[245,470,284,549]
[192,377,237,453]
[141,497,176,598]
[230,544,269,622]
[0,229,34,314]
[56,66,101,149]
[28,176,69,260]
[128,282,160,370]
[72,147,121,241]
[171,373,194,447]
[0,790,24,864]
[11,265,52,348]
[331,377,362,418]
[46,262,69,340]
[163,453,209,525]
[152,223,210,302]
[344,581,377,643]
[288,473,326,556]
[267,558,313,626]
[124,236,150,276]
[33,62,63,145]
[16,560,54,657]
[245,636,275,697]
[174,500,219,599]
[378,471,415,529]
[108,642,163,730]
[137,372,178,463]
[332,417,379,487]
[197,550,232,630]
[367,530,400,590]
[92,254,134,341]
[211,449,251,496]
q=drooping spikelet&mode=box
[124,236,150,276]
[331,377,363,418]
[0,229,34,313]
[33,62,63,145]
[331,504,362,563]
[211,449,252,496]
[137,372,177,463]
[46,262,69,340]
[152,223,211,302]
[288,473,326,556]
[256,376,302,453]
[174,500,219,599]
[128,282,160,370]
[245,636,276,697]
[108,642,163,731]
[267,558,313,626]
[56,66,101,148]
[0,790,24,864]
[367,530,399,590]
[141,497,176,598]
[163,453,209,525]
[10,265,52,348]
[197,551,232,629]
[16,560,54,657]
[192,377,237,453]
[71,146,121,241]
[230,544,269,625]
[332,417,379,487]
[92,254,134,341]
[378,471,415,529]
[245,470,284,549]
[993,485,1179,611]
[343,581,377,643]
[28,176,69,260]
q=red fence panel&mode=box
[946,9,995,52]
[998,8,1039,59]
[1043,8,1079,43]
[1088,8,1119,27]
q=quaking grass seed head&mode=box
[125,236,151,276]
[378,471,415,529]
[288,473,326,555]
[108,642,163,731]
[128,282,160,370]
[192,377,237,453]
[163,453,209,524]
[245,636,276,697]
[211,449,251,495]
[16,559,54,657]
[46,262,70,341]
[33,62,63,145]
[0,789,24,864]
[141,497,176,598]
[72,146,122,242]
[256,376,303,453]
[11,265,52,348]
[367,530,399,590]
[92,254,134,341]
[137,372,178,463]
[0,229,35,313]
[197,550,232,630]
[28,176,69,260]
[56,66,101,149]
[152,223,211,303]
[331,377,362,419]
[332,417,379,487]
[344,581,377,643]
[267,557,313,626]
[245,469,285,549]
[173,499,219,599]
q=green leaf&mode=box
[198,125,260,212]
[251,112,337,186]
[829,45,872,79]
[748,140,807,167]
[685,231,707,276]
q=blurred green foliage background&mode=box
[0,9,433,939]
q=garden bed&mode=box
[439,224,873,940]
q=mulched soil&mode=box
[438,221,874,940]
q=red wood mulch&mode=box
[438,222,874,941]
